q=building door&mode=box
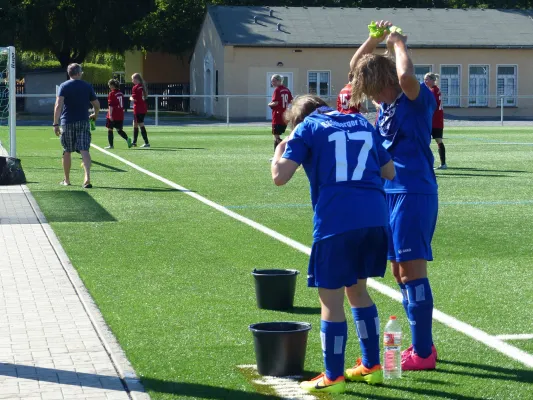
[204,51,214,116]
[266,72,293,120]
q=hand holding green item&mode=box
[368,21,403,38]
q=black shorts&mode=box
[431,128,444,140]
[272,124,287,136]
[134,113,146,123]
[106,119,124,130]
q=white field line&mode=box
[496,334,533,340]
[92,143,533,369]
[237,365,315,400]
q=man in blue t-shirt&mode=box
[349,21,438,371]
[53,63,100,188]
[271,95,395,394]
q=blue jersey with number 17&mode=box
[283,109,391,242]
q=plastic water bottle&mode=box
[90,118,96,131]
[383,316,402,379]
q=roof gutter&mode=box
[227,43,533,50]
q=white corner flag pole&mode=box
[8,46,16,158]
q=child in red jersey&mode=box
[105,79,131,149]
[337,72,368,115]
[130,73,150,148]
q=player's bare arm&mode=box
[109,105,114,121]
[381,159,396,180]
[53,96,64,136]
[350,20,391,70]
[89,99,100,121]
[271,138,299,186]
[268,101,278,108]
[388,32,420,101]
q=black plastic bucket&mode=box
[252,269,299,311]
[249,321,312,376]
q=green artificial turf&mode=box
[17,125,533,399]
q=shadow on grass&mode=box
[446,167,528,174]
[33,191,116,222]
[343,384,487,400]
[91,160,127,173]
[285,306,321,315]
[142,379,281,399]
[95,186,183,193]
[436,173,512,178]
[436,359,533,384]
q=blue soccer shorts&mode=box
[307,227,388,289]
[387,193,438,262]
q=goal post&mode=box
[0,46,16,158]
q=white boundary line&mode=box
[496,334,533,340]
[91,143,533,368]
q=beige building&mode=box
[190,6,533,119]
[125,51,190,84]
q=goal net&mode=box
[0,46,16,158]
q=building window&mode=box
[414,65,432,83]
[440,65,460,107]
[497,65,517,107]
[308,71,330,96]
[469,65,489,107]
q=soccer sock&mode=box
[320,320,347,381]
[399,283,409,315]
[107,130,114,147]
[438,142,446,165]
[406,278,434,358]
[140,126,149,144]
[351,305,380,368]
[133,128,139,144]
[117,130,128,140]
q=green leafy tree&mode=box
[16,0,154,68]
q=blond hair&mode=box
[271,74,283,83]
[424,72,439,81]
[132,73,148,99]
[283,94,328,128]
[350,54,399,106]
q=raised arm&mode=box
[349,20,391,71]
[387,33,420,101]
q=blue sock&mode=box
[351,305,380,368]
[320,320,347,380]
[406,278,434,358]
[399,283,409,315]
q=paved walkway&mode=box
[0,185,149,400]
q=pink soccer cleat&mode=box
[401,345,437,371]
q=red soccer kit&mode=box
[131,84,148,115]
[271,85,292,125]
[107,89,124,121]
[430,85,444,129]
[337,83,360,114]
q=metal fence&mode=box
[11,93,533,127]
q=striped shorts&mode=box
[60,120,91,153]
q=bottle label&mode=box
[384,332,401,346]
[384,348,399,371]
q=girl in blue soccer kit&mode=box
[271,94,396,394]
[349,21,438,371]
